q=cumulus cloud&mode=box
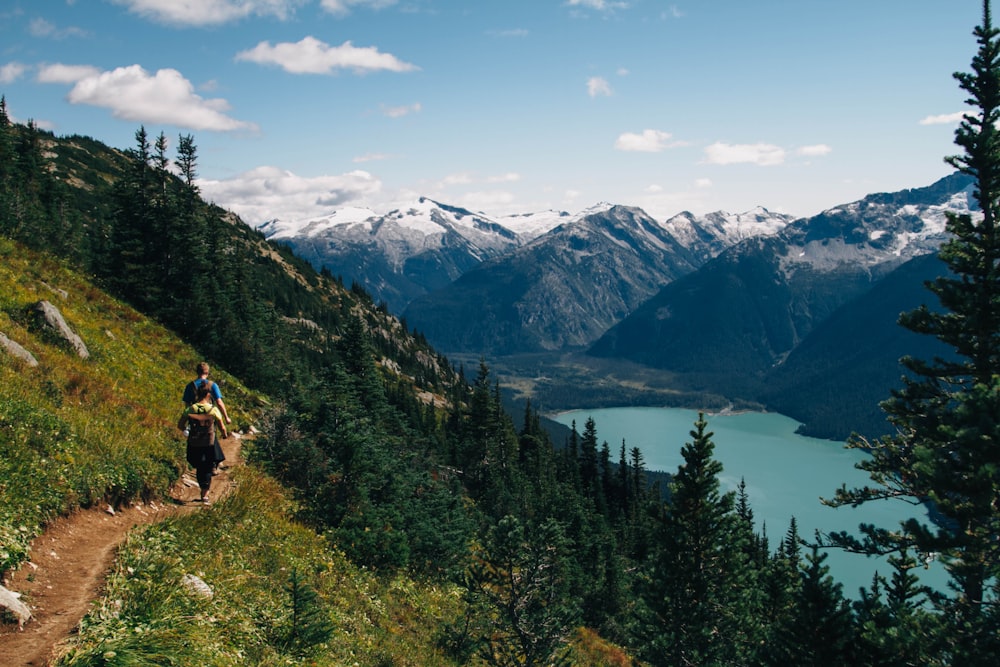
[796,144,832,157]
[919,111,965,125]
[587,76,612,97]
[0,62,28,84]
[381,102,421,118]
[55,64,256,132]
[111,0,305,26]
[236,36,418,75]
[321,0,398,17]
[703,141,785,166]
[36,63,102,84]
[198,165,382,223]
[615,129,680,153]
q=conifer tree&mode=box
[766,545,854,667]
[825,4,1000,659]
[641,414,756,666]
[466,515,579,667]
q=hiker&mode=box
[182,362,231,473]
[178,381,229,505]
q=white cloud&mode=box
[565,0,628,11]
[236,36,418,75]
[489,28,529,38]
[440,173,473,187]
[198,165,382,224]
[59,64,256,132]
[381,102,421,118]
[695,178,712,188]
[37,63,102,84]
[111,0,305,26]
[919,111,965,125]
[488,172,521,183]
[321,0,398,17]
[587,76,612,97]
[29,17,88,38]
[456,190,516,212]
[703,141,785,166]
[0,62,28,84]
[353,152,394,163]
[796,144,832,157]
[615,129,679,153]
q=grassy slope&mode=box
[0,237,469,665]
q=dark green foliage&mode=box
[280,568,334,657]
[825,6,1000,662]
[465,515,580,667]
[639,414,764,666]
[765,544,854,667]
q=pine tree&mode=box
[825,4,1000,660]
[766,544,854,667]
[281,568,334,657]
[466,515,579,667]
[641,414,756,666]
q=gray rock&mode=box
[31,300,89,359]
[0,333,38,367]
[181,573,214,599]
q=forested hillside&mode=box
[2,1,1000,656]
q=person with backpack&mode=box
[182,362,231,473]
[178,381,229,505]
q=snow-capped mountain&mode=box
[589,171,976,414]
[401,203,794,354]
[256,197,531,312]
[257,196,793,315]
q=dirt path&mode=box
[0,434,244,667]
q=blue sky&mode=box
[0,1,983,225]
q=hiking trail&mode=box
[0,433,245,667]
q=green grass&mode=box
[0,235,259,573]
[1,236,634,665]
[52,468,468,667]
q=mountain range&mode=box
[258,172,977,440]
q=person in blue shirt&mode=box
[183,362,231,471]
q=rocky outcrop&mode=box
[30,300,89,359]
[0,332,39,367]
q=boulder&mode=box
[30,300,89,359]
[0,333,38,367]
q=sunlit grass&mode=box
[0,236,260,573]
[52,468,468,667]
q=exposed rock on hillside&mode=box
[30,300,89,359]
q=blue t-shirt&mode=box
[183,378,223,405]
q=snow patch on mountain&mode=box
[662,206,792,247]
[257,206,377,239]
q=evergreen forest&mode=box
[1,2,999,665]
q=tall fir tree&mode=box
[825,4,1000,660]
[641,414,758,666]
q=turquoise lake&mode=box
[551,406,947,598]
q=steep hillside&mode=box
[402,204,790,355]
[757,252,955,440]
[587,173,975,435]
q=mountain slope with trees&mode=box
[3,1,1000,657]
